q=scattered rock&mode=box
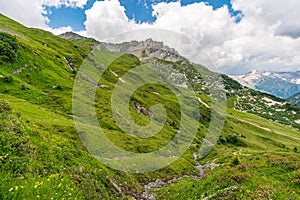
[134,102,153,118]
[142,175,201,200]
[77,71,108,89]
[12,64,27,74]
[204,158,222,170]
[64,57,76,71]
[106,176,124,198]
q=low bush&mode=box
[0,32,19,62]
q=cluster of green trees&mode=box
[0,32,19,62]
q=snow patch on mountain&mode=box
[262,97,284,107]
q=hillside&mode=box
[1,14,300,200]
[289,92,300,106]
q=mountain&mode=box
[59,31,88,41]
[289,92,300,106]
[231,70,300,99]
[102,38,184,63]
[1,14,300,199]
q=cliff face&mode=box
[102,38,184,62]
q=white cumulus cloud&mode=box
[84,0,139,40]
[83,0,300,74]
[43,0,88,8]
[0,0,49,28]
[0,0,88,28]
[46,25,73,35]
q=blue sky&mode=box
[46,0,240,31]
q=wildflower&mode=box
[58,183,62,188]
[50,174,58,178]
[79,166,84,172]
[8,187,14,192]
[34,182,43,189]
[15,186,19,190]
[238,163,247,169]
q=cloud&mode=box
[0,0,49,28]
[84,0,139,40]
[43,0,88,9]
[215,0,300,74]
[0,0,88,28]
[83,0,300,74]
[232,0,300,39]
[46,25,73,35]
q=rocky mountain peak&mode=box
[59,32,87,40]
[102,38,184,63]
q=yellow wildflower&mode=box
[34,182,43,189]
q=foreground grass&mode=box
[155,153,300,199]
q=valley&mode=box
[0,13,300,200]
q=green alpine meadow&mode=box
[0,13,300,200]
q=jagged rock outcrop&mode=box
[59,32,87,41]
[102,38,184,63]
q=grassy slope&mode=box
[154,110,300,199]
[0,14,139,199]
[0,14,299,199]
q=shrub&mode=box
[3,76,13,83]
[21,84,28,90]
[55,84,63,90]
[0,32,19,62]
[0,101,12,111]
[142,49,147,57]
[294,147,298,153]
[218,135,227,144]
[230,156,241,166]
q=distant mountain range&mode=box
[231,70,300,99]
[289,92,300,106]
